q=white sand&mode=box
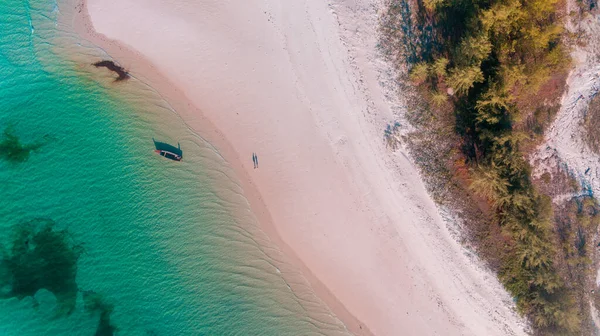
[533,11,600,196]
[73,0,527,334]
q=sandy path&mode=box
[533,12,600,196]
[71,0,527,334]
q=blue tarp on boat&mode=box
[153,138,182,157]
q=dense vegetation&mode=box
[382,0,599,333]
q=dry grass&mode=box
[552,195,600,335]
[583,94,600,153]
[533,166,580,199]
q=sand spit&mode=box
[69,0,527,334]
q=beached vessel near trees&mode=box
[153,138,182,161]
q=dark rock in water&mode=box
[0,218,82,316]
[82,290,117,336]
[0,126,45,163]
[93,60,130,81]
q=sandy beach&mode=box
[69,0,528,334]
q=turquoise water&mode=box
[0,1,348,335]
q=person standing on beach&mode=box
[252,153,257,169]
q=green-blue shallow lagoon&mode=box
[0,1,347,335]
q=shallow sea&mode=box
[0,1,347,335]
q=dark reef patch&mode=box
[83,290,117,336]
[0,218,83,316]
[0,126,47,163]
[93,60,130,81]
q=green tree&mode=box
[430,90,448,106]
[409,62,429,83]
[458,34,492,66]
[423,0,446,11]
[446,66,484,96]
[431,57,449,78]
[475,86,512,125]
[481,0,524,36]
[469,164,511,208]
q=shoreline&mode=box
[67,0,529,335]
[67,1,365,334]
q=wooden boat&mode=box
[153,138,182,161]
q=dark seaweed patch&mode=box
[93,60,129,81]
[83,290,117,336]
[0,126,46,163]
[0,218,82,316]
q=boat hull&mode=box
[155,149,182,161]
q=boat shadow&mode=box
[152,138,183,161]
